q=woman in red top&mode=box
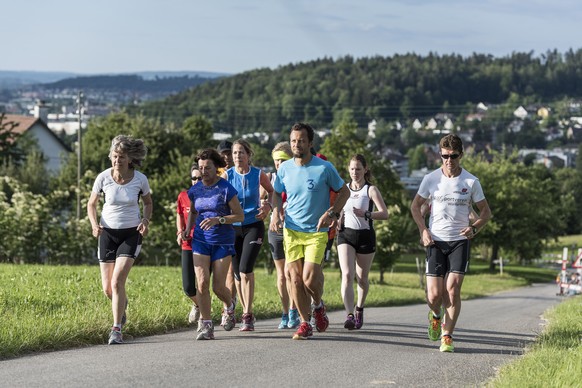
[176,163,202,329]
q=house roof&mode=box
[1,114,72,152]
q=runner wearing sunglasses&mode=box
[410,134,492,353]
[176,163,202,329]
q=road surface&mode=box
[0,283,563,387]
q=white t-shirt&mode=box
[343,183,373,230]
[417,168,485,241]
[91,168,151,229]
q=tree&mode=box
[464,150,566,270]
[319,117,416,275]
[0,113,25,167]
[180,115,213,153]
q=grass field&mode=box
[0,260,555,360]
[546,234,582,248]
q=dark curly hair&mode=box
[195,148,226,168]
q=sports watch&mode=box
[219,216,226,224]
[327,210,340,219]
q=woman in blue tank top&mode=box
[223,139,274,331]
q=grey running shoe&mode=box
[223,309,236,331]
[108,328,123,345]
[196,321,215,340]
[188,304,200,324]
[197,319,203,332]
[239,313,255,332]
[309,304,316,327]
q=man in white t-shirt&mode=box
[410,134,492,353]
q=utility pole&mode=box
[76,91,84,219]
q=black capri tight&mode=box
[181,249,196,297]
[232,221,265,281]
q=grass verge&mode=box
[487,295,582,387]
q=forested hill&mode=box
[42,74,218,93]
[135,49,582,134]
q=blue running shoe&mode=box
[278,312,289,329]
[288,308,300,329]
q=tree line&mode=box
[42,74,217,94]
[131,49,582,135]
[2,110,580,272]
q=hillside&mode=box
[0,71,76,89]
[134,49,582,134]
[41,74,222,94]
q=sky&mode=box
[2,0,582,75]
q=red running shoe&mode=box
[292,321,313,340]
[313,301,329,332]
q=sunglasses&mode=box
[441,153,460,160]
[191,176,201,181]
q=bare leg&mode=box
[338,244,356,314]
[109,256,134,325]
[303,262,324,306]
[442,272,464,335]
[240,272,255,314]
[274,259,290,313]
[211,256,234,307]
[426,275,445,316]
[226,262,237,306]
[284,261,296,310]
[355,252,375,308]
[194,254,212,320]
[99,262,114,300]
[287,259,311,322]
[234,278,245,312]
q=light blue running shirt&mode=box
[274,156,344,233]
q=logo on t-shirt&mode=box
[453,188,470,195]
[307,179,315,191]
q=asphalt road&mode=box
[0,283,563,388]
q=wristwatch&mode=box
[364,211,372,220]
[327,209,340,219]
[471,225,478,234]
[219,216,226,224]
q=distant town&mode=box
[3,70,582,194]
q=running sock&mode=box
[356,306,364,312]
[113,324,122,330]
[314,301,323,309]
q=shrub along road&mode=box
[0,283,562,387]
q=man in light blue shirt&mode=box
[271,122,349,340]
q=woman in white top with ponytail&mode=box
[337,154,388,330]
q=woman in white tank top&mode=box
[337,154,388,330]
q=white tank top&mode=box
[343,182,373,230]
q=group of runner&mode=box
[88,126,491,353]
